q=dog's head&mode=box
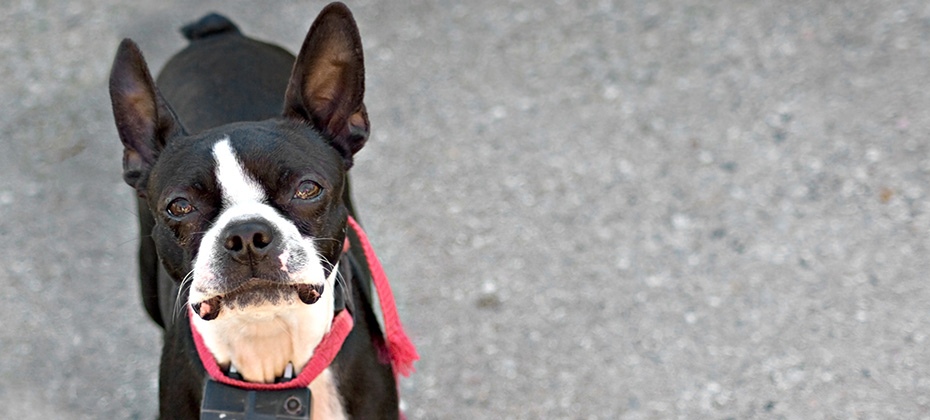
[108,4,367,382]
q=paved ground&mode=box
[2,0,929,418]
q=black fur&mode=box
[181,13,241,40]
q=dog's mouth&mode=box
[191,280,324,321]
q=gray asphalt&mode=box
[2,1,929,419]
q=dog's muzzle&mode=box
[191,264,337,321]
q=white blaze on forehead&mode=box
[213,138,265,205]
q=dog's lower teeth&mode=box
[283,362,294,379]
[296,284,324,304]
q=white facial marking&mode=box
[310,369,348,420]
[213,138,265,205]
[279,250,291,272]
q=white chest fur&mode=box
[192,295,334,383]
[309,368,347,420]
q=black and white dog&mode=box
[109,3,411,418]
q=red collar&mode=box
[190,309,353,390]
[189,215,417,390]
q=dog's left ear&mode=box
[109,39,186,194]
[284,2,368,169]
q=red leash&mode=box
[189,215,417,388]
[346,216,419,377]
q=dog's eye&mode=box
[294,181,323,200]
[167,198,195,217]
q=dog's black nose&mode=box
[223,221,276,263]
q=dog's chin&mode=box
[189,278,335,385]
[191,280,324,321]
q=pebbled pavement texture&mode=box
[1,1,929,419]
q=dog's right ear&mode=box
[284,2,368,169]
[109,39,185,194]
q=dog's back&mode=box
[157,14,296,133]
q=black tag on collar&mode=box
[200,379,311,420]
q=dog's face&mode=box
[109,4,368,383]
[148,123,348,321]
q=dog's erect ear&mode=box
[109,39,185,194]
[284,2,369,169]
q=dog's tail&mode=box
[181,13,241,41]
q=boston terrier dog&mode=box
[108,3,412,418]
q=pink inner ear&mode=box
[120,94,158,153]
[309,93,338,121]
[306,59,352,115]
[125,88,156,118]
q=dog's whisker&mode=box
[311,250,339,282]
[317,250,348,296]
[115,236,142,247]
[313,237,342,245]
[171,270,195,323]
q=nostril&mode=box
[222,221,275,260]
[225,235,243,252]
[253,232,271,249]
